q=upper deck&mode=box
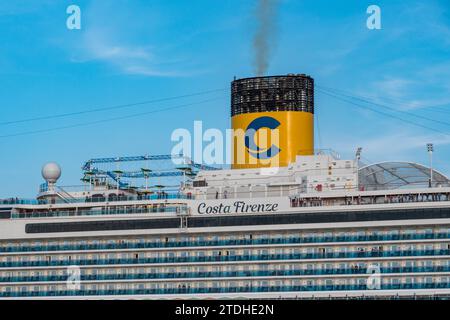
[1,186,450,219]
[1,152,449,221]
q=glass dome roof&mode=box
[358,161,450,190]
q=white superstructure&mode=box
[0,153,449,299]
[190,154,359,200]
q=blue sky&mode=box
[0,0,450,197]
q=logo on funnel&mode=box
[245,116,281,159]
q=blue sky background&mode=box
[0,0,450,197]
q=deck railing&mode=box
[290,192,450,208]
[0,266,449,283]
[0,249,449,268]
[1,193,192,206]
[1,283,449,298]
[0,231,448,253]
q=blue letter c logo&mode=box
[245,116,281,159]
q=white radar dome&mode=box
[41,162,61,183]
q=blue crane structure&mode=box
[81,154,219,189]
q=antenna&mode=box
[355,147,362,161]
[427,143,434,187]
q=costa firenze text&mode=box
[197,201,279,214]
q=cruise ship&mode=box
[1,74,449,299]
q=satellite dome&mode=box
[41,162,61,183]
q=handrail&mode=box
[2,188,450,206]
[0,231,448,253]
[0,266,448,283]
[1,193,191,205]
[55,187,77,204]
[0,249,449,268]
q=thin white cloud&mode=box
[122,65,182,77]
[91,45,152,61]
[328,128,450,167]
[327,1,450,111]
[72,26,183,77]
[382,1,450,46]
[358,74,450,111]
[372,78,414,100]
[63,2,207,78]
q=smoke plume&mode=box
[253,0,279,76]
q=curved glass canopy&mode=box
[358,161,450,190]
